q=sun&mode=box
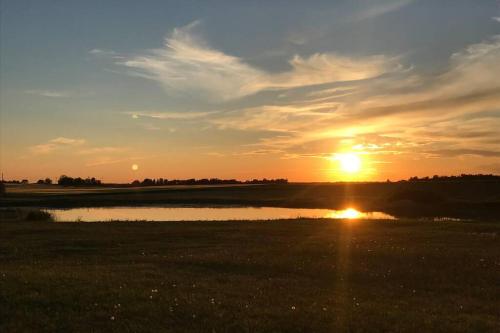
[131,164,139,171]
[337,153,361,173]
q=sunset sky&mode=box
[1,0,500,182]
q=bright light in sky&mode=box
[337,153,362,173]
[131,164,139,171]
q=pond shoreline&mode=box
[2,182,500,220]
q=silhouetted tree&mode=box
[141,178,154,186]
[129,177,289,186]
[58,175,72,186]
[58,175,102,186]
[407,174,500,182]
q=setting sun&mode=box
[131,164,139,171]
[336,153,362,173]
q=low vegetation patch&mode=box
[0,208,54,222]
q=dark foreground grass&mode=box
[0,219,499,332]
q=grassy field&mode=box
[1,219,499,332]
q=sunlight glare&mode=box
[340,208,361,219]
[325,208,362,219]
[131,164,139,171]
[337,153,361,173]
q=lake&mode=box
[46,206,396,222]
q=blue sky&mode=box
[1,0,500,182]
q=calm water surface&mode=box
[46,206,395,222]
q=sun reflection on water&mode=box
[47,206,395,222]
[326,208,362,219]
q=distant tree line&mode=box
[3,174,499,187]
[36,178,53,184]
[57,175,102,186]
[406,174,500,182]
[1,176,287,186]
[131,178,289,186]
[1,179,29,184]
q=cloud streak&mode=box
[352,0,414,21]
[30,137,86,154]
[120,21,401,101]
[127,110,215,120]
[25,90,72,98]
[207,35,500,161]
[30,138,127,158]
[114,23,500,171]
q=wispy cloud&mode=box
[89,48,117,56]
[113,23,500,165]
[85,155,150,167]
[208,35,500,161]
[127,110,216,120]
[50,137,86,145]
[119,21,401,101]
[141,123,161,131]
[25,89,94,98]
[266,54,401,90]
[424,148,500,158]
[30,137,136,169]
[88,48,124,60]
[352,0,414,21]
[30,138,128,158]
[30,137,86,154]
[25,90,72,98]
[77,146,126,155]
[285,1,415,47]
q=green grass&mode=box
[0,219,499,332]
